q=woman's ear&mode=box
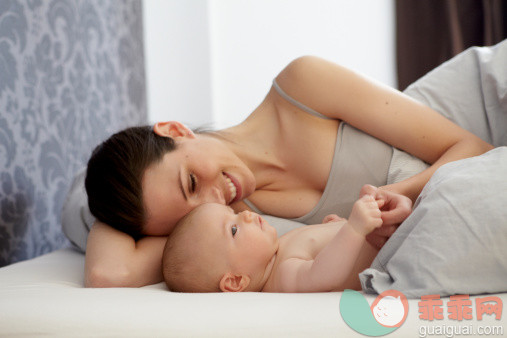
[219,273,250,292]
[153,121,195,139]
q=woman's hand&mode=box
[360,184,412,249]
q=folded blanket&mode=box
[360,147,507,298]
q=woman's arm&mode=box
[276,56,494,202]
[85,221,166,287]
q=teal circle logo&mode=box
[340,289,409,336]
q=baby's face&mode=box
[189,203,279,274]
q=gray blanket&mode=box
[360,147,507,298]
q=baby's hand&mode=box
[322,214,345,223]
[360,184,412,250]
[347,195,383,236]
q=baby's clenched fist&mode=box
[347,195,383,236]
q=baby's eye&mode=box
[231,225,238,236]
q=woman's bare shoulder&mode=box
[274,56,353,113]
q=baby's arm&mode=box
[321,214,345,223]
[278,195,382,292]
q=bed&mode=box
[1,1,506,336]
[0,247,505,337]
[2,148,507,337]
[2,147,507,336]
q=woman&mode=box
[68,46,503,288]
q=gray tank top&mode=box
[243,80,429,224]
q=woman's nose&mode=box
[204,186,225,205]
[195,160,221,182]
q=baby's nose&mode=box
[241,211,253,222]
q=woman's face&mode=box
[142,127,256,236]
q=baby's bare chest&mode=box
[277,223,342,261]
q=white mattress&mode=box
[0,248,505,337]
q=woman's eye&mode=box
[231,225,237,236]
[189,174,196,193]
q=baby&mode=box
[163,188,409,293]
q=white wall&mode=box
[143,0,213,128]
[144,0,396,129]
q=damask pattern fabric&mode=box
[0,0,146,267]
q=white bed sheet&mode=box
[0,248,505,337]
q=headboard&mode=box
[0,0,147,267]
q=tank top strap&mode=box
[243,79,330,214]
[272,79,331,120]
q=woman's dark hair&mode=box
[85,126,176,238]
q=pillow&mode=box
[359,147,507,298]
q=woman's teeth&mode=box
[225,176,237,203]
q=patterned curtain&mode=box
[0,0,147,266]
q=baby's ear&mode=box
[219,273,250,292]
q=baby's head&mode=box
[162,203,279,292]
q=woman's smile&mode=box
[223,172,241,204]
